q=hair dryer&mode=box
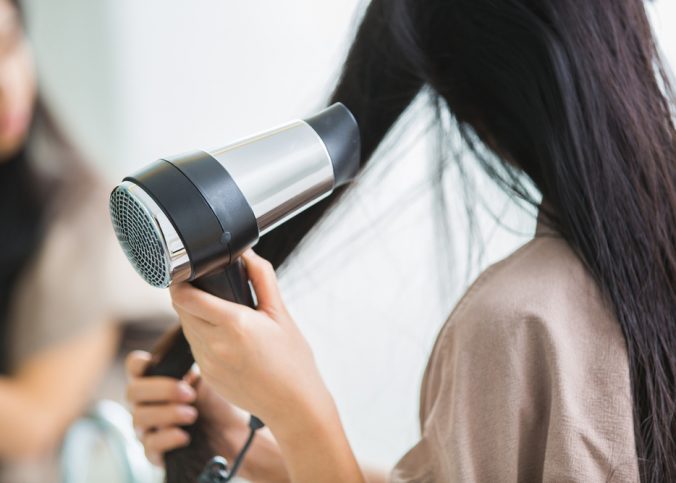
[109,103,359,481]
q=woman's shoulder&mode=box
[33,175,171,314]
[34,173,115,281]
[449,232,623,347]
[433,233,631,394]
[409,234,638,482]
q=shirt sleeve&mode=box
[392,311,638,483]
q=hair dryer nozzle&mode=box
[110,181,191,287]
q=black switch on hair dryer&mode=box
[109,103,360,482]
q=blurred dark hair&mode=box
[0,0,95,374]
[256,0,676,481]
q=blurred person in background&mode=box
[0,0,171,481]
[128,0,675,482]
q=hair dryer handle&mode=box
[144,259,254,378]
[192,258,255,308]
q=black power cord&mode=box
[198,415,265,483]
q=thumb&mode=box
[241,249,285,315]
[126,351,151,378]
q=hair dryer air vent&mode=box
[110,181,190,288]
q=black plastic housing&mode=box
[124,151,258,280]
[304,103,361,187]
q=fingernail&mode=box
[178,381,196,401]
[181,406,198,422]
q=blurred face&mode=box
[0,0,35,162]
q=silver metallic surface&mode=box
[208,120,335,235]
[109,181,191,287]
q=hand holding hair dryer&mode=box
[109,103,360,482]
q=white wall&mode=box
[25,0,364,179]
[22,0,676,471]
[648,1,676,68]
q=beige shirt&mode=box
[391,222,639,482]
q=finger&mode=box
[143,428,190,462]
[133,404,198,431]
[184,364,201,387]
[170,282,250,328]
[127,377,196,404]
[126,351,152,378]
[171,284,255,334]
[242,249,284,312]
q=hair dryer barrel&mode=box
[109,103,360,288]
[207,103,359,235]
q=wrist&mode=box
[266,385,340,444]
[242,428,290,483]
[268,394,365,483]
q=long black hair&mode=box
[0,145,46,375]
[255,0,676,481]
[0,0,47,373]
[0,0,94,374]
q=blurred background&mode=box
[2,0,674,481]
